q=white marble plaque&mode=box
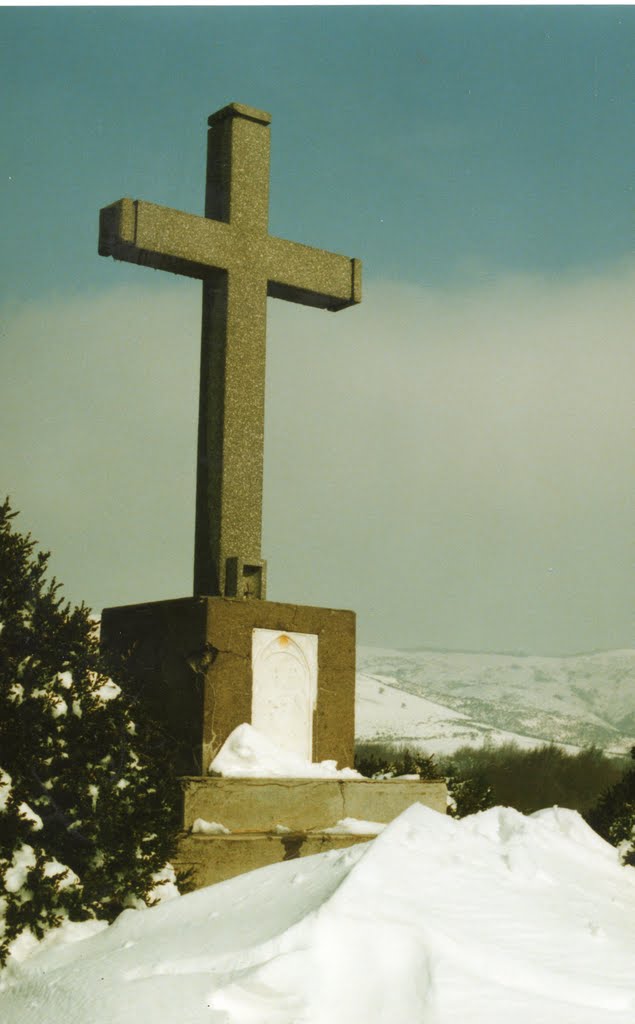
[251,628,318,761]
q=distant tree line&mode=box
[354,738,634,863]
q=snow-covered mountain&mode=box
[356,647,635,756]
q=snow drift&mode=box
[0,803,633,1023]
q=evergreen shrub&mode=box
[0,499,182,965]
[584,746,635,866]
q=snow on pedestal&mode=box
[208,722,362,779]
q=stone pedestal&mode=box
[175,776,448,888]
[101,596,356,775]
[181,777,448,832]
[101,595,447,892]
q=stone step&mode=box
[181,776,447,832]
[174,830,373,889]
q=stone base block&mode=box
[100,596,356,775]
[174,831,368,889]
[175,775,448,889]
[181,776,448,832]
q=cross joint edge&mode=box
[208,103,272,128]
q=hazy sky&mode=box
[1,6,634,654]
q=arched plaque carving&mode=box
[251,628,318,761]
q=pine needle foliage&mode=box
[0,499,182,964]
[584,746,635,866]
[354,740,440,781]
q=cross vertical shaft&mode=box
[194,105,271,597]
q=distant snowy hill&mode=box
[356,647,635,756]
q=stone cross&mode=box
[99,102,361,599]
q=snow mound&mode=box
[1,803,634,1022]
[191,819,231,835]
[318,817,385,835]
[209,722,362,779]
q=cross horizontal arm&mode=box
[99,199,232,280]
[99,199,362,311]
[266,236,361,312]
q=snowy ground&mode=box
[1,803,633,1023]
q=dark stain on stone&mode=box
[186,643,219,676]
[281,834,305,861]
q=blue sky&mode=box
[2,6,633,299]
[1,6,634,654]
